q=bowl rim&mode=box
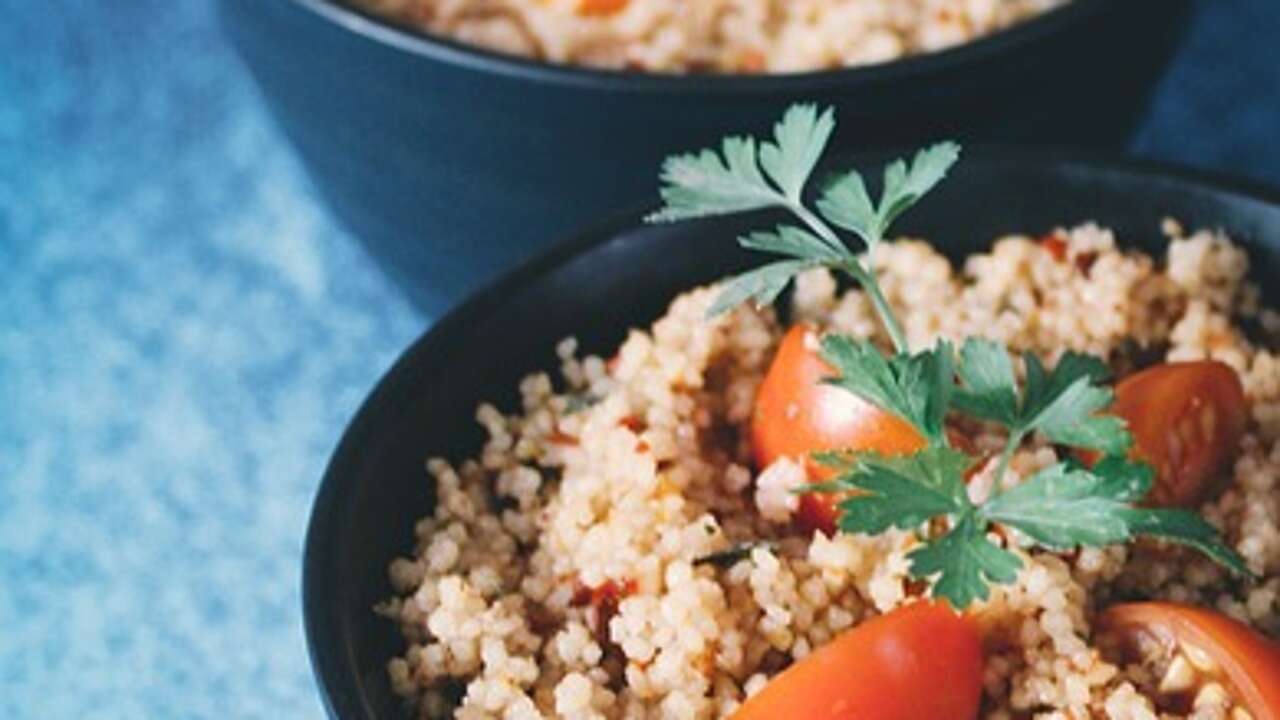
[280,0,1112,93]
[303,147,1280,720]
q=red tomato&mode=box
[576,0,627,15]
[1040,233,1069,262]
[752,324,925,534]
[1111,361,1247,507]
[730,601,983,720]
[1100,603,1280,720]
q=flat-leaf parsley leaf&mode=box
[651,104,1252,609]
[820,335,954,447]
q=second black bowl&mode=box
[222,0,1189,315]
[304,148,1280,719]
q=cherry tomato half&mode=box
[1111,361,1247,507]
[1100,602,1280,720]
[752,324,925,534]
[731,601,983,720]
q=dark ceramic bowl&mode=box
[304,148,1280,719]
[222,0,1190,316]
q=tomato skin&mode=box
[794,492,845,536]
[576,0,628,15]
[1111,361,1247,507]
[752,324,925,534]
[1099,603,1280,720]
[730,601,983,720]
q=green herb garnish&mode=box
[693,541,780,569]
[649,105,953,351]
[648,104,1253,609]
[563,391,600,415]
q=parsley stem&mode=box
[787,202,910,354]
[991,428,1025,498]
[849,262,910,355]
[787,202,848,258]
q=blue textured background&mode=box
[0,1,1276,717]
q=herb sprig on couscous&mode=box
[649,104,1253,609]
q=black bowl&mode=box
[221,0,1190,316]
[305,149,1280,719]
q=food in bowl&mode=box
[347,0,1068,73]
[377,107,1280,718]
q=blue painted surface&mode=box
[0,3,420,718]
[1131,0,1280,182]
[0,0,1275,717]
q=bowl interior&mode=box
[305,150,1280,719]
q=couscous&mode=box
[378,108,1280,719]
[347,0,1068,73]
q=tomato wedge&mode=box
[731,601,982,720]
[1099,603,1280,720]
[1110,361,1247,507]
[752,324,925,534]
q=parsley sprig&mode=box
[649,104,1252,609]
[649,105,956,352]
[956,339,1132,495]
